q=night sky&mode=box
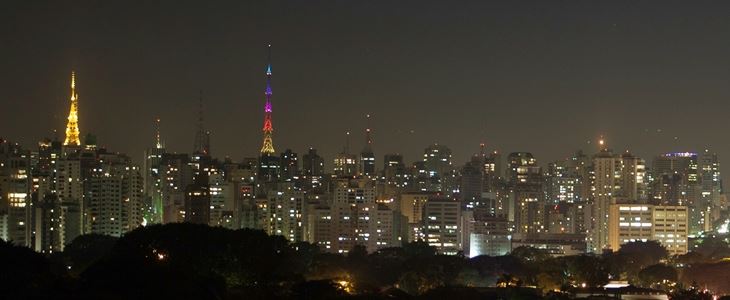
[3,1,730,170]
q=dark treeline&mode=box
[2,223,730,299]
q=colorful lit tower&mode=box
[63,71,81,146]
[260,45,276,155]
[257,45,280,182]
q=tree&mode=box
[398,269,445,295]
[402,241,437,259]
[601,251,629,280]
[694,236,730,261]
[564,255,609,287]
[536,272,561,292]
[673,251,707,266]
[0,239,67,298]
[670,282,713,300]
[60,233,118,276]
[78,223,305,298]
[637,264,677,290]
[681,261,730,295]
[618,240,668,279]
[290,280,347,300]
[496,273,522,287]
[348,244,368,260]
[511,246,550,263]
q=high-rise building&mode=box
[416,144,456,195]
[460,156,484,208]
[422,196,461,255]
[507,152,544,234]
[652,205,689,255]
[208,169,235,227]
[618,152,647,202]
[307,201,395,254]
[265,182,306,242]
[423,144,453,179]
[507,152,538,185]
[332,178,376,205]
[589,141,647,253]
[696,150,722,233]
[590,145,616,253]
[650,152,698,206]
[30,138,61,201]
[383,154,408,197]
[545,160,581,204]
[143,118,165,224]
[160,154,194,223]
[305,178,395,253]
[468,208,511,257]
[482,149,503,192]
[334,134,358,178]
[55,156,83,245]
[33,193,62,253]
[649,151,718,235]
[88,153,143,237]
[608,203,688,255]
[280,149,299,180]
[399,192,433,242]
[0,139,31,247]
[184,172,210,225]
[302,148,324,177]
[360,115,375,177]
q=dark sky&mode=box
[3,1,730,170]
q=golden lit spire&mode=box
[63,71,81,146]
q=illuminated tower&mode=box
[63,71,81,146]
[193,91,210,156]
[258,45,280,182]
[260,45,276,155]
[360,114,375,176]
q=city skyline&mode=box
[4,2,730,298]
[4,1,730,169]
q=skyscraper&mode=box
[63,72,81,146]
[280,149,299,180]
[143,118,165,224]
[423,196,461,255]
[0,139,31,247]
[334,132,358,177]
[185,172,210,225]
[88,153,143,237]
[460,156,484,208]
[590,143,617,252]
[423,144,452,179]
[588,140,647,252]
[697,150,723,233]
[265,182,306,242]
[507,152,544,234]
[302,148,324,176]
